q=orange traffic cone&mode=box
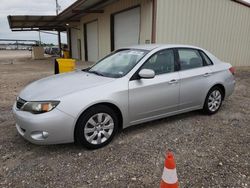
[160,151,179,188]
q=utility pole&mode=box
[56,0,62,56]
[56,0,60,15]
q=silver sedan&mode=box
[13,44,235,149]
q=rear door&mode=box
[129,49,180,123]
[177,48,212,109]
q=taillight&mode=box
[229,67,235,75]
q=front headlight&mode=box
[21,101,60,114]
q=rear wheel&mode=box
[203,87,223,115]
[75,105,118,149]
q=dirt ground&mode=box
[0,50,249,188]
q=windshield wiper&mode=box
[87,70,104,77]
[82,67,90,72]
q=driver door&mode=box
[128,49,180,124]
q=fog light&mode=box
[42,131,49,138]
[31,131,49,141]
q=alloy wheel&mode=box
[208,90,222,112]
[84,113,114,145]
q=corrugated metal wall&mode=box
[156,0,250,66]
[79,0,152,61]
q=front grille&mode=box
[16,97,26,109]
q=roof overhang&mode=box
[8,15,68,31]
[8,0,118,32]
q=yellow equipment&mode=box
[55,58,76,74]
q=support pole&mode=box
[67,28,72,58]
[38,30,41,45]
[56,0,61,57]
[151,0,157,43]
[58,31,62,57]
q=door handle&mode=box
[203,73,212,77]
[168,79,178,84]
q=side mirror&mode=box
[138,69,155,79]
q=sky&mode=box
[0,0,77,44]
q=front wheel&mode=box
[75,105,118,149]
[203,87,223,115]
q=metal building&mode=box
[8,0,250,66]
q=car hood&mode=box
[19,71,115,101]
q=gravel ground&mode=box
[0,50,249,187]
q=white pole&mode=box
[38,30,41,45]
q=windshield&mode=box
[86,49,148,78]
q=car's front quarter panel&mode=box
[56,77,129,129]
[12,103,75,144]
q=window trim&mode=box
[130,48,178,81]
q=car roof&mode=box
[123,44,203,51]
[119,44,221,65]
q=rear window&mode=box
[200,51,213,66]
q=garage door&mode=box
[70,28,79,59]
[85,21,99,62]
[113,7,140,50]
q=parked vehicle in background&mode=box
[44,46,60,56]
[13,44,235,149]
[51,47,60,56]
[44,47,50,54]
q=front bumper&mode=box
[12,103,75,145]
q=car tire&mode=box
[75,105,118,149]
[203,86,223,115]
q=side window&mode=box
[141,49,175,75]
[200,51,213,66]
[178,49,203,70]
